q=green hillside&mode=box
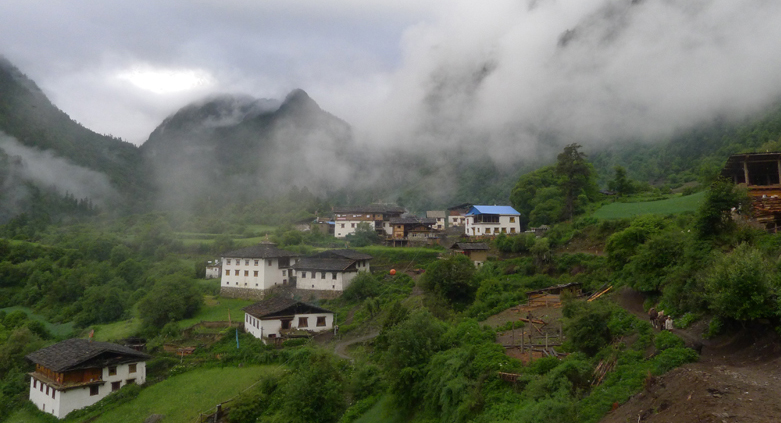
[592,191,706,219]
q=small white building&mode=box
[464,205,522,237]
[291,249,372,293]
[219,243,299,299]
[205,260,221,279]
[426,211,447,230]
[26,338,150,419]
[243,297,334,343]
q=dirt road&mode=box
[602,288,781,423]
[333,331,379,360]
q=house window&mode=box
[281,319,292,329]
[226,259,231,265]
[126,379,136,385]
[90,385,99,396]
[351,223,355,228]
[298,317,308,328]
[245,260,249,265]
[301,272,307,278]
[109,366,117,376]
[254,271,258,277]
[341,223,345,228]
[510,228,516,233]
[112,381,121,392]
[225,269,230,276]
[129,364,137,373]
[502,228,507,233]
[332,272,337,279]
[234,270,239,276]
[332,285,335,289]
[244,270,249,276]
[46,386,49,395]
[254,260,259,266]
[321,272,326,279]
[282,270,287,276]
[51,389,55,399]
[268,260,273,266]
[33,380,37,389]
[510,217,516,223]
[312,284,314,288]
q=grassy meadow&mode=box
[592,191,705,219]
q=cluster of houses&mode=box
[26,202,525,418]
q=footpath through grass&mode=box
[592,191,705,219]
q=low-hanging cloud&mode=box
[0,133,117,205]
[357,0,781,163]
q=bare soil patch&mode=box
[602,288,781,423]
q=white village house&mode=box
[464,205,522,237]
[332,204,405,238]
[219,242,299,300]
[291,249,372,296]
[205,260,221,279]
[243,297,334,343]
[26,338,150,419]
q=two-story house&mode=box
[291,249,372,296]
[26,338,150,419]
[332,204,405,238]
[464,205,522,237]
[219,242,299,300]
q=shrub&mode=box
[653,331,685,351]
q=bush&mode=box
[704,243,774,321]
[342,272,380,302]
[654,331,685,351]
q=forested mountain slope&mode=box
[0,57,149,221]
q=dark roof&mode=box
[309,249,373,261]
[222,243,299,259]
[243,297,333,319]
[721,152,781,177]
[333,204,405,214]
[389,217,437,225]
[293,258,357,271]
[26,339,151,372]
[451,242,490,251]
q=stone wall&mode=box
[220,286,343,302]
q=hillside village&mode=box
[5,35,781,421]
[16,150,781,422]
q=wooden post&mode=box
[520,329,524,351]
[545,333,548,351]
[511,323,515,347]
[744,160,750,185]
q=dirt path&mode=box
[333,331,379,360]
[602,287,781,423]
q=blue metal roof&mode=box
[466,205,520,216]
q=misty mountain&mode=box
[0,56,148,222]
[140,89,362,210]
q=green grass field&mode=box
[592,191,705,220]
[0,306,75,337]
[91,318,141,342]
[84,365,283,423]
[177,296,255,329]
[354,395,407,423]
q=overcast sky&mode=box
[2,0,781,153]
